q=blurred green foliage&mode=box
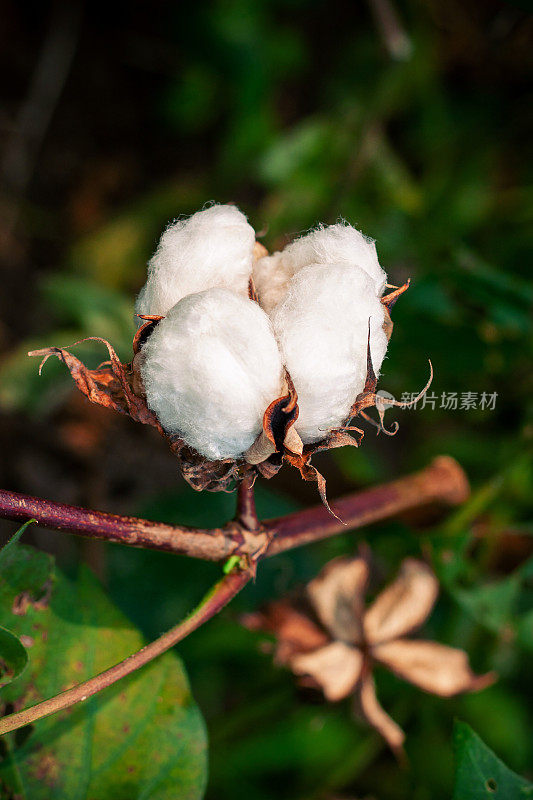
[0,0,531,797]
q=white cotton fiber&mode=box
[271,264,388,444]
[135,204,255,323]
[254,222,387,314]
[141,288,284,460]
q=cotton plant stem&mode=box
[235,475,260,532]
[0,457,468,562]
[0,488,233,561]
[265,456,469,556]
[0,567,251,735]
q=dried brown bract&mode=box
[29,329,253,493]
[244,552,495,754]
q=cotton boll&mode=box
[135,204,255,324]
[141,288,284,460]
[254,222,387,314]
[271,264,388,444]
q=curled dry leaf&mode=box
[244,550,495,754]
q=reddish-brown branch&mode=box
[0,456,469,563]
[0,489,233,561]
[264,456,469,556]
[236,475,260,532]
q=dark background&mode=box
[0,1,531,798]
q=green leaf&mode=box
[0,521,34,690]
[0,545,207,799]
[0,626,29,689]
[453,575,522,635]
[0,519,35,564]
[453,720,533,799]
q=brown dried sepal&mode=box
[253,283,415,513]
[133,315,164,355]
[243,599,329,664]
[167,436,253,493]
[381,279,410,310]
[28,337,160,428]
[244,552,496,755]
[249,372,301,473]
[28,335,254,494]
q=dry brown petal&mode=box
[262,373,299,450]
[323,429,364,450]
[357,670,405,754]
[363,558,439,645]
[28,338,160,429]
[244,431,277,465]
[167,437,247,493]
[291,642,364,702]
[254,456,284,480]
[307,557,369,644]
[242,601,329,665]
[133,316,163,355]
[372,639,497,697]
[285,452,339,520]
[131,352,146,397]
[245,372,299,466]
[347,327,380,420]
[381,280,410,311]
[283,425,303,455]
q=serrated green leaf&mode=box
[453,720,533,799]
[0,545,207,799]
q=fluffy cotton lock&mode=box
[135,204,255,324]
[141,288,284,460]
[254,222,387,314]
[271,263,388,444]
